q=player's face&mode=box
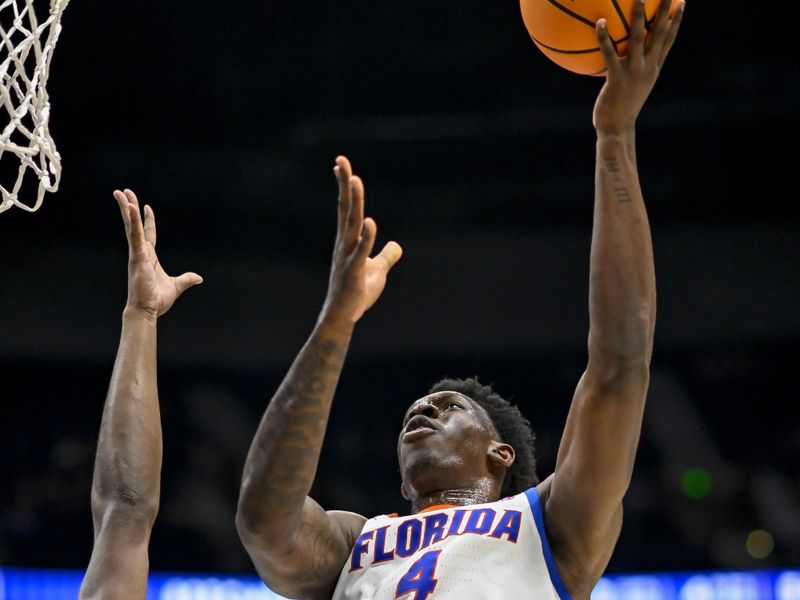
[397,391,497,498]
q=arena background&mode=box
[1,0,798,592]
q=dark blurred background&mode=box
[1,0,798,579]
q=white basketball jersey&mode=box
[331,487,572,600]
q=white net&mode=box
[0,0,69,213]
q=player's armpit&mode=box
[238,497,366,600]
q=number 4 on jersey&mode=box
[396,550,442,600]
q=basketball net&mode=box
[0,0,69,213]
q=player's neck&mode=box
[410,486,498,514]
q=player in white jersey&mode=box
[236,2,685,599]
[333,485,568,599]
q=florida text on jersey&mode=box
[331,487,572,600]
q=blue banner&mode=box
[0,566,798,600]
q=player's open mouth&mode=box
[402,415,440,442]
[402,427,437,442]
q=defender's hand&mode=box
[115,189,203,318]
[592,0,685,135]
[320,156,402,330]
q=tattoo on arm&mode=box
[241,333,349,529]
[282,519,350,587]
[236,332,359,595]
[603,155,631,203]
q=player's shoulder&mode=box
[327,510,369,545]
[497,473,554,507]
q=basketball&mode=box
[520,0,678,75]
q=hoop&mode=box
[0,0,70,213]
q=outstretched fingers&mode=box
[354,217,403,274]
[657,0,685,66]
[595,19,620,75]
[627,0,647,64]
[645,0,676,62]
[345,175,366,247]
[114,190,131,229]
[173,272,204,297]
[373,240,403,275]
[114,189,145,254]
[144,205,157,248]
[123,189,141,214]
[335,156,353,238]
[596,20,621,76]
[354,217,378,262]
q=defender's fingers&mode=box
[658,0,684,66]
[144,205,157,248]
[123,188,140,210]
[345,175,366,245]
[354,217,377,261]
[127,201,146,254]
[645,0,672,56]
[374,241,403,274]
[174,272,204,296]
[114,190,131,229]
[335,156,353,236]
[596,20,621,75]
[628,0,647,63]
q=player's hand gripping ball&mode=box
[520,0,680,75]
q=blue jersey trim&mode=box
[524,487,573,600]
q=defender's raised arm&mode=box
[541,1,685,597]
[235,156,402,599]
[79,191,202,600]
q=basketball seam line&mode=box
[529,32,630,54]
[546,0,597,31]
[609,0,631,33]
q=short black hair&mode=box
[428,376,539,497]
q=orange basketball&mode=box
[520,0,678,76]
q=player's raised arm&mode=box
[541,1,684,596]
[79,191,202,600]
[235,156,402,600]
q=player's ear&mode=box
[400,481,410,501]
[487,441,515,469]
